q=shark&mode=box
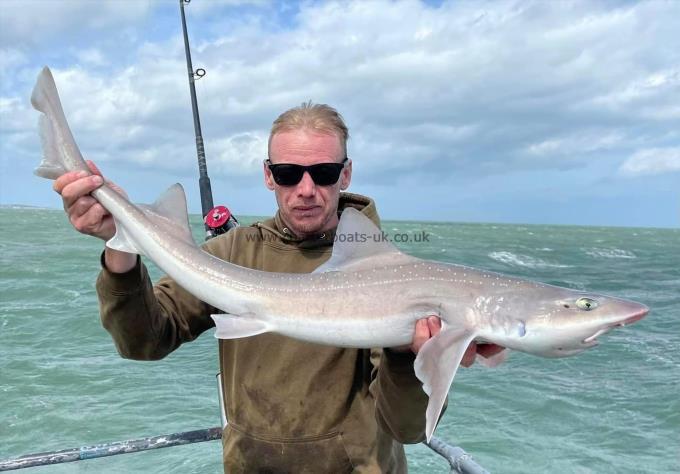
[31,66,649,442]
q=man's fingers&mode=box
[461,341,477,368]
[69,194,97,214]
[51,161,115,240]
[410,319,430,354]
[86,160,103,176]
[105,179,128,199]
[427,316,441,337]
[60,174,104,207]
[86,203,111,232]
[407,316,443,354]
[84,161,128,198]
[71,202,109,234]
[53,170,87,195]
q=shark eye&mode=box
[576,297,598,311]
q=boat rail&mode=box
[0,428,488,473]
[1,372,488,472]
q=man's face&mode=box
[265,128,352,238]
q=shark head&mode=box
[490,284,649,358]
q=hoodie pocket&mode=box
[222,423,355,473]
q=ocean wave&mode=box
[488,251,572,269]
[584,248,637,259]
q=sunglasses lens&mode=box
[271,165,304,186]
[309,164,343,186]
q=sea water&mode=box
[1,208,678,473]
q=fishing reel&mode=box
[205,205,239,238]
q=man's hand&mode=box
[53,160,136,273]
[391,316,505,368]
[54,160,118,241]
[410,316,441,354]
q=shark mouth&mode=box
[582,306,649,345]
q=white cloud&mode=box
[179,0,680,178]
[591,68,680,110]
[526,131,625,157]
[3,0,680,185]
[0,96,34,134]
[211,132,268,175]
[75,48,106,67]
[1,0,679,227]
[0,48,27,71]
[186,0,270,15]
[619,147,680,177]
[0,0,155,45]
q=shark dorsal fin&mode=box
[313,207,417,273]
[146,184,192,227]
[139,183,196,247]
[107,183,196,255]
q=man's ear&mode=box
[264,161,275,190]
[340,159,352,190]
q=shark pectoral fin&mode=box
[476,348,509,368]
[106,222,141,255]
[211,314,270,339]
[414,327,477,442]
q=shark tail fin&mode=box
[31,66,88,179]
[36,114,66,179]
[30,67,59,115]
[415,327,477,442]
[106,183,196,255]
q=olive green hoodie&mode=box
[97,193,430,473]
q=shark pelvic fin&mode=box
[107,223,140,254]
[106,183,196,255]
[313,207,418,273]
[211,314,270,339]
[414,327,477,442]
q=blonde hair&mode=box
[268,101,349,159]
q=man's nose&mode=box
[296,171,316,196]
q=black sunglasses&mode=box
[266,158,348,186]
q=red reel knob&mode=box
[205,205,231,229]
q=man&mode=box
[55,103,502,472]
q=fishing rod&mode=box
[179,0,238,239]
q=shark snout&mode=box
[621,305,649,326]
[582,303,649,344]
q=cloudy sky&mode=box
[1,0,678,227]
